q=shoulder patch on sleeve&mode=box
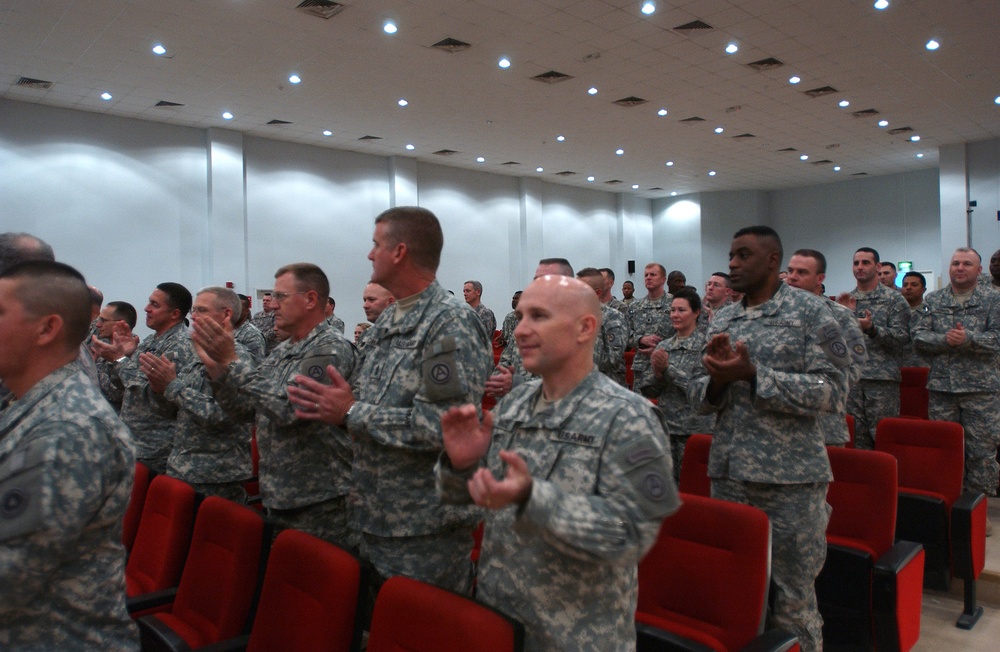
[611,438,679,520]
[815,321,851,369]
[299,348,341,385]
[422,335,465,401]
[0,440,49,543]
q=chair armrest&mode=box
[873,541,924,652]
[197,634,251,652]
[137,614,193,652]
[127,588,177,614]
[874,540,923,574]
[636,621,716,652]
[952,491,987,581]
[739,628,799,652]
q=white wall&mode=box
[968,138,1000,260]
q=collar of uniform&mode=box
[730,282,790,319]
[381,280,446,336]
[0,363,78,436]
[514,368,604,430]
[942,283,988,307]
[276,318,336,359]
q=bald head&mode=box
[362,282,395,322]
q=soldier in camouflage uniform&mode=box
[496,290,521,349]
[92,282,196,474]
[233,295,266,364]
[638,288,714,477]
[689,227,849,652]
[0,261,138,651]
[837,247,910,449]
[250,292,279,356]
[143,287,253,503]
[578,268,627,385]
[91,301,138,412]
[600,268,628,314]
[193,265,358,549]
[485,259,574,400]
[325,296,347,334]
[900,271,929,368]
[785,250,868,446]
[437,275,678,652]
[627,263,675,388]
[464,280,497,336]
[286,207,492,601]
[913,248,1000,498]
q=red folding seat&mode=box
[126,475,197,615]
[367,575,523,652]
[876,417,987,629]
[678,434,712,497]
[636,493,797,652]
[898,367,929,420]
[817,447,925,652]
[123,461,154,554]
[845,414,856,449]
[136,497,271,651]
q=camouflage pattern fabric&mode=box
[0,364,138,651]
[269,496,353,550]
[607,295,628,314]
[438,369,679,652]
[901,305,930,368]
[626,293,675,385]
[347,280,491,579]
[94,341,125,411]
[595,304,627,386]
[498,310,518,349]
[823,299,868,445]
[326,313,346,335]
[473,303,497,337]
[233,320,267,364]
[847,380,898,449]
[115,322,194,474]
[914,284,1000,496]
[249,310,279,356]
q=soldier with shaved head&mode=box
[437,275,678,650]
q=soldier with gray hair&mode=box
[0,260,138,650]
[463,279,496,337]
[140,287,253,502]
[437,275,678,650]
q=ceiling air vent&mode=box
[15,77,53,89]
[501,161,520,166]
[851,108,880,118]
[649,187,663,191]
[532,70,573,84]
[776,147,797,152]
[851,172,869,176]
[433,149,458,156]
[432,37,471,54]
[266,119,292,125]
[679,116,705,123]
[555,171,576,176]
[358,135,382,141]
[674,20,713,32]
[811,159,833,165]
[732,133,756,139]
[154,100,184,108]
[295,0,345,20]
[613,96,647,108]
[803,86,837,98]
[746,57,784,71]
[887,126,914,136]
[605,179,623,185]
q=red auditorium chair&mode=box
[636,493,798,652]
[817,447,925,652]
[875,417,987,629]
[126,476,198,616]
[898,367,930,420]
[678,434,713,497]
[845,414,856,449]
[136,497,271,651]
[203,529,361,652]
[367,576,524,652]
[123,461,154,554]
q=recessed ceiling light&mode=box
[222,111,233,120]
[632,184,640,189]
[405,144,415,150]
[498,57,511,69]
[800,154,809,161]
[641,1,656,15]
[322,130,332,136]
[536,167,544,172]
[588,87,598,95]
[878,119,889,127]
[100,92,112,101]
[910,135,921,141]
[834,166,842,171]
[916,153,924,158]
[288,74,301,84]
[476,156,485,163]
[670,191,677,196]
[725,43,739,54]
[657,108,668,116]
[556,135,565,142]
[714,127,724,134]
[838,100,850,107]
[616,148,624,155]
[665,161,674,167]
[995,96,1000,105]
[587,176,595,181]
[926,39,940,51]
[874,0,889,9]
[152,44,166,55]
[789,76,801,84]
[708,170,717,176]
[383,21,397,34]
[398,99,408,107]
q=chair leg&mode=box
[955,577,983,630]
